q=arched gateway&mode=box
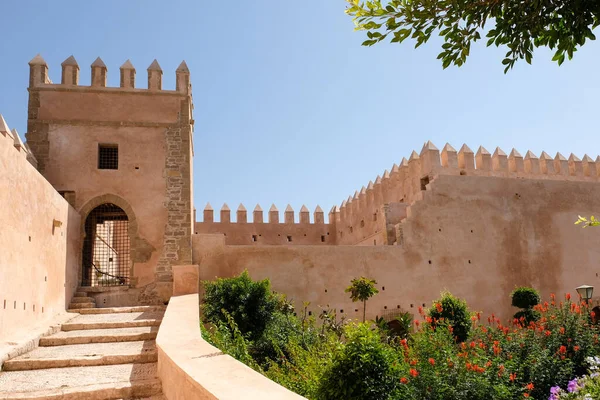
[81,203,131,287]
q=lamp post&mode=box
[576,285,594,304]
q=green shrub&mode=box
[428,292,471,343]
[317,323,400,400]
[202,270,282,341]
[514,308,541,324]
[511,287,540,309]
[250,311,302,367]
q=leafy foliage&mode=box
[575,215,600,228]
[428,292,472,343]
[345,276,379,322]
[202,270,282,341]
[202,272,600,400]
[511,287,541,310]
[317,323,400,400]
[345,0,600,72]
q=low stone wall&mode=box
[0,122,81,352]
[156,265,304,400]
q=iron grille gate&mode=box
[81,203,130,287]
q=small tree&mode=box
[345,277,379,322]
[428,292,471,343]
[317,323,399,400]
[511,286,541,324]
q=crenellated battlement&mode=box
[200,203,327,224]
[328,140,600,245]
[0,114,37,168]
[195,203,334,245]
[197,140,600,247]
[28,54,191,94]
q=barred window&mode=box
[98,144,118,170]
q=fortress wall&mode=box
[194,174,600,321]
[0,118,81,341]
[333,141,600,245]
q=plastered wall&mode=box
[0,124,81,340]
[194,174,600,321]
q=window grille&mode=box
[98,144,118,169]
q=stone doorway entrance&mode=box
[81,203,131,287]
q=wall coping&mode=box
[156,266,305,400]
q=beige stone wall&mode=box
[194,174,600,321]
[0,125,81,341]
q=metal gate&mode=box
[81,203,130,287]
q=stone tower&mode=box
[25,54,194,304]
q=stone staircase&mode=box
[0,306,166,400]
[68,289,97,311]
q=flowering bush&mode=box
[202,273,600,400]
[548,356,600,399]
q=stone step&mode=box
[76,306,167,315]
[40,326,159,346]
[61,311,163,331]
[71,296,95,304]
[2,340,157,371]
[68,302,96,309]
[0,363,161,400]
[74,291,88,297]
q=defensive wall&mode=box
[0,115,81,358]
[25,55,195,305]
[194,142,600,321]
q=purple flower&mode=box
[567,379,579,393]
[548,386,561,400]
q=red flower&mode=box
[545,330,551,337]
[409,368,418,377]
[400,377,408,384]
[566,293,571,301]
[428,358,435,366]
[415,320,420,327]
[436,303,443,313]
[559,345,567,354]
[410,359,417,366]
[523,394,530,398]
[574,346,580,351]
[525,383,534,391]
[498,364,505,377]
[559,327,565,334]
[510,373,517,382]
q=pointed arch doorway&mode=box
[81,203,131,287]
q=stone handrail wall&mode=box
[156,265,305,400]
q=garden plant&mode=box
[201,272,600,400]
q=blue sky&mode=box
[1,1,599,222]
